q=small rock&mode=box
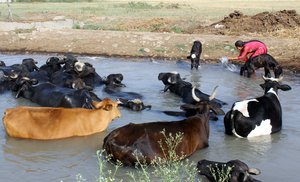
[144,48,150,53]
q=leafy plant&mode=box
[208,164,233,182]
[97,149,123,182]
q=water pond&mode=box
[0,54,299,182]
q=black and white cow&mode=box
[187,40,202,70]
[197,159,261,182]
[158,72,227,107]
[224,76,291,138]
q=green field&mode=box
[1,0,300,20]
[1,0,300,33]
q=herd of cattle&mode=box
[0,50,291,181]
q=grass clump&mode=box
[208,164,233,182]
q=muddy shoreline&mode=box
[0,29,299,74]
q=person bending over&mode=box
[228,40,268,76]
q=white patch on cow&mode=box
[170,71,179,75]
[130,99,142,104]
[247,119,272,137]
[267,88,279,100]
[232,99,258,117]
[263,77,279,82]
[232,119,272,138]
[75,61,85,72]
[191,54,196,59]
[232,129,244,138]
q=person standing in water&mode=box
[228,40,268,76]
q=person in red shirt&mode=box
[228,40,268,76]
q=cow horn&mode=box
[248,168,261,175]
[209,86,218,101]
[277,76,283,82]
[15,87,23,98]
[192,86,200,102]
[22,77,30,81]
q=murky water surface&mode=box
[0,54,299,182]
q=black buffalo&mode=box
[241,54,283,78]
[14,77,101,109]
[187,40,202,70]
[158,72,227,107]
[117,98,151,111]
[197,159,261,182]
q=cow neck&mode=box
[266,88,279,100]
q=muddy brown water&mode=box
[0,54,299,182]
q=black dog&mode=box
[187,40,202,70]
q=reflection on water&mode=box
[0,54,299,181]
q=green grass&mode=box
[1,1,299,34]
[1,1,299,21]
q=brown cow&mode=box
[103,87,221,166]
[3,98,121,140]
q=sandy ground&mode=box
[0,21,299,73]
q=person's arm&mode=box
[228,46,249,61]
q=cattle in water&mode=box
[0,70,18,93]
[2,98,121,140]
[14,77,101,109]
[73,61,103,88]
[240,54,283,78]
[187,40,202,70]
[163,86,225,121]
[103,73,143,100]
[224,76,291,138]
[117,98,151,111]
[158,72,227,107]
[197,159,261,182]
[0,58,39,75]
[102,87,219,166]
[39,56,64,77]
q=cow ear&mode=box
[259,83,265,90]
[210,105,225,115]
[91,101,102,109]
[103,104,113,111]
[180,104,198,111]
[279,84,291,91]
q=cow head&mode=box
[45,57,64,71]
[117,98,151,111]
[74,61,96,78]
[104,73,125,87]
[158,72,182,91]
[61,54,78,72]
[70,78,93,91]
[22,58,39,72]
[0,60,6,67]
[91,98,121,119]
[15,77,38,98]
[180,86,225,117]
[260,76,291,94]
[197,159,261,182]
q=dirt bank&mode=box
[0,10,299,73]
